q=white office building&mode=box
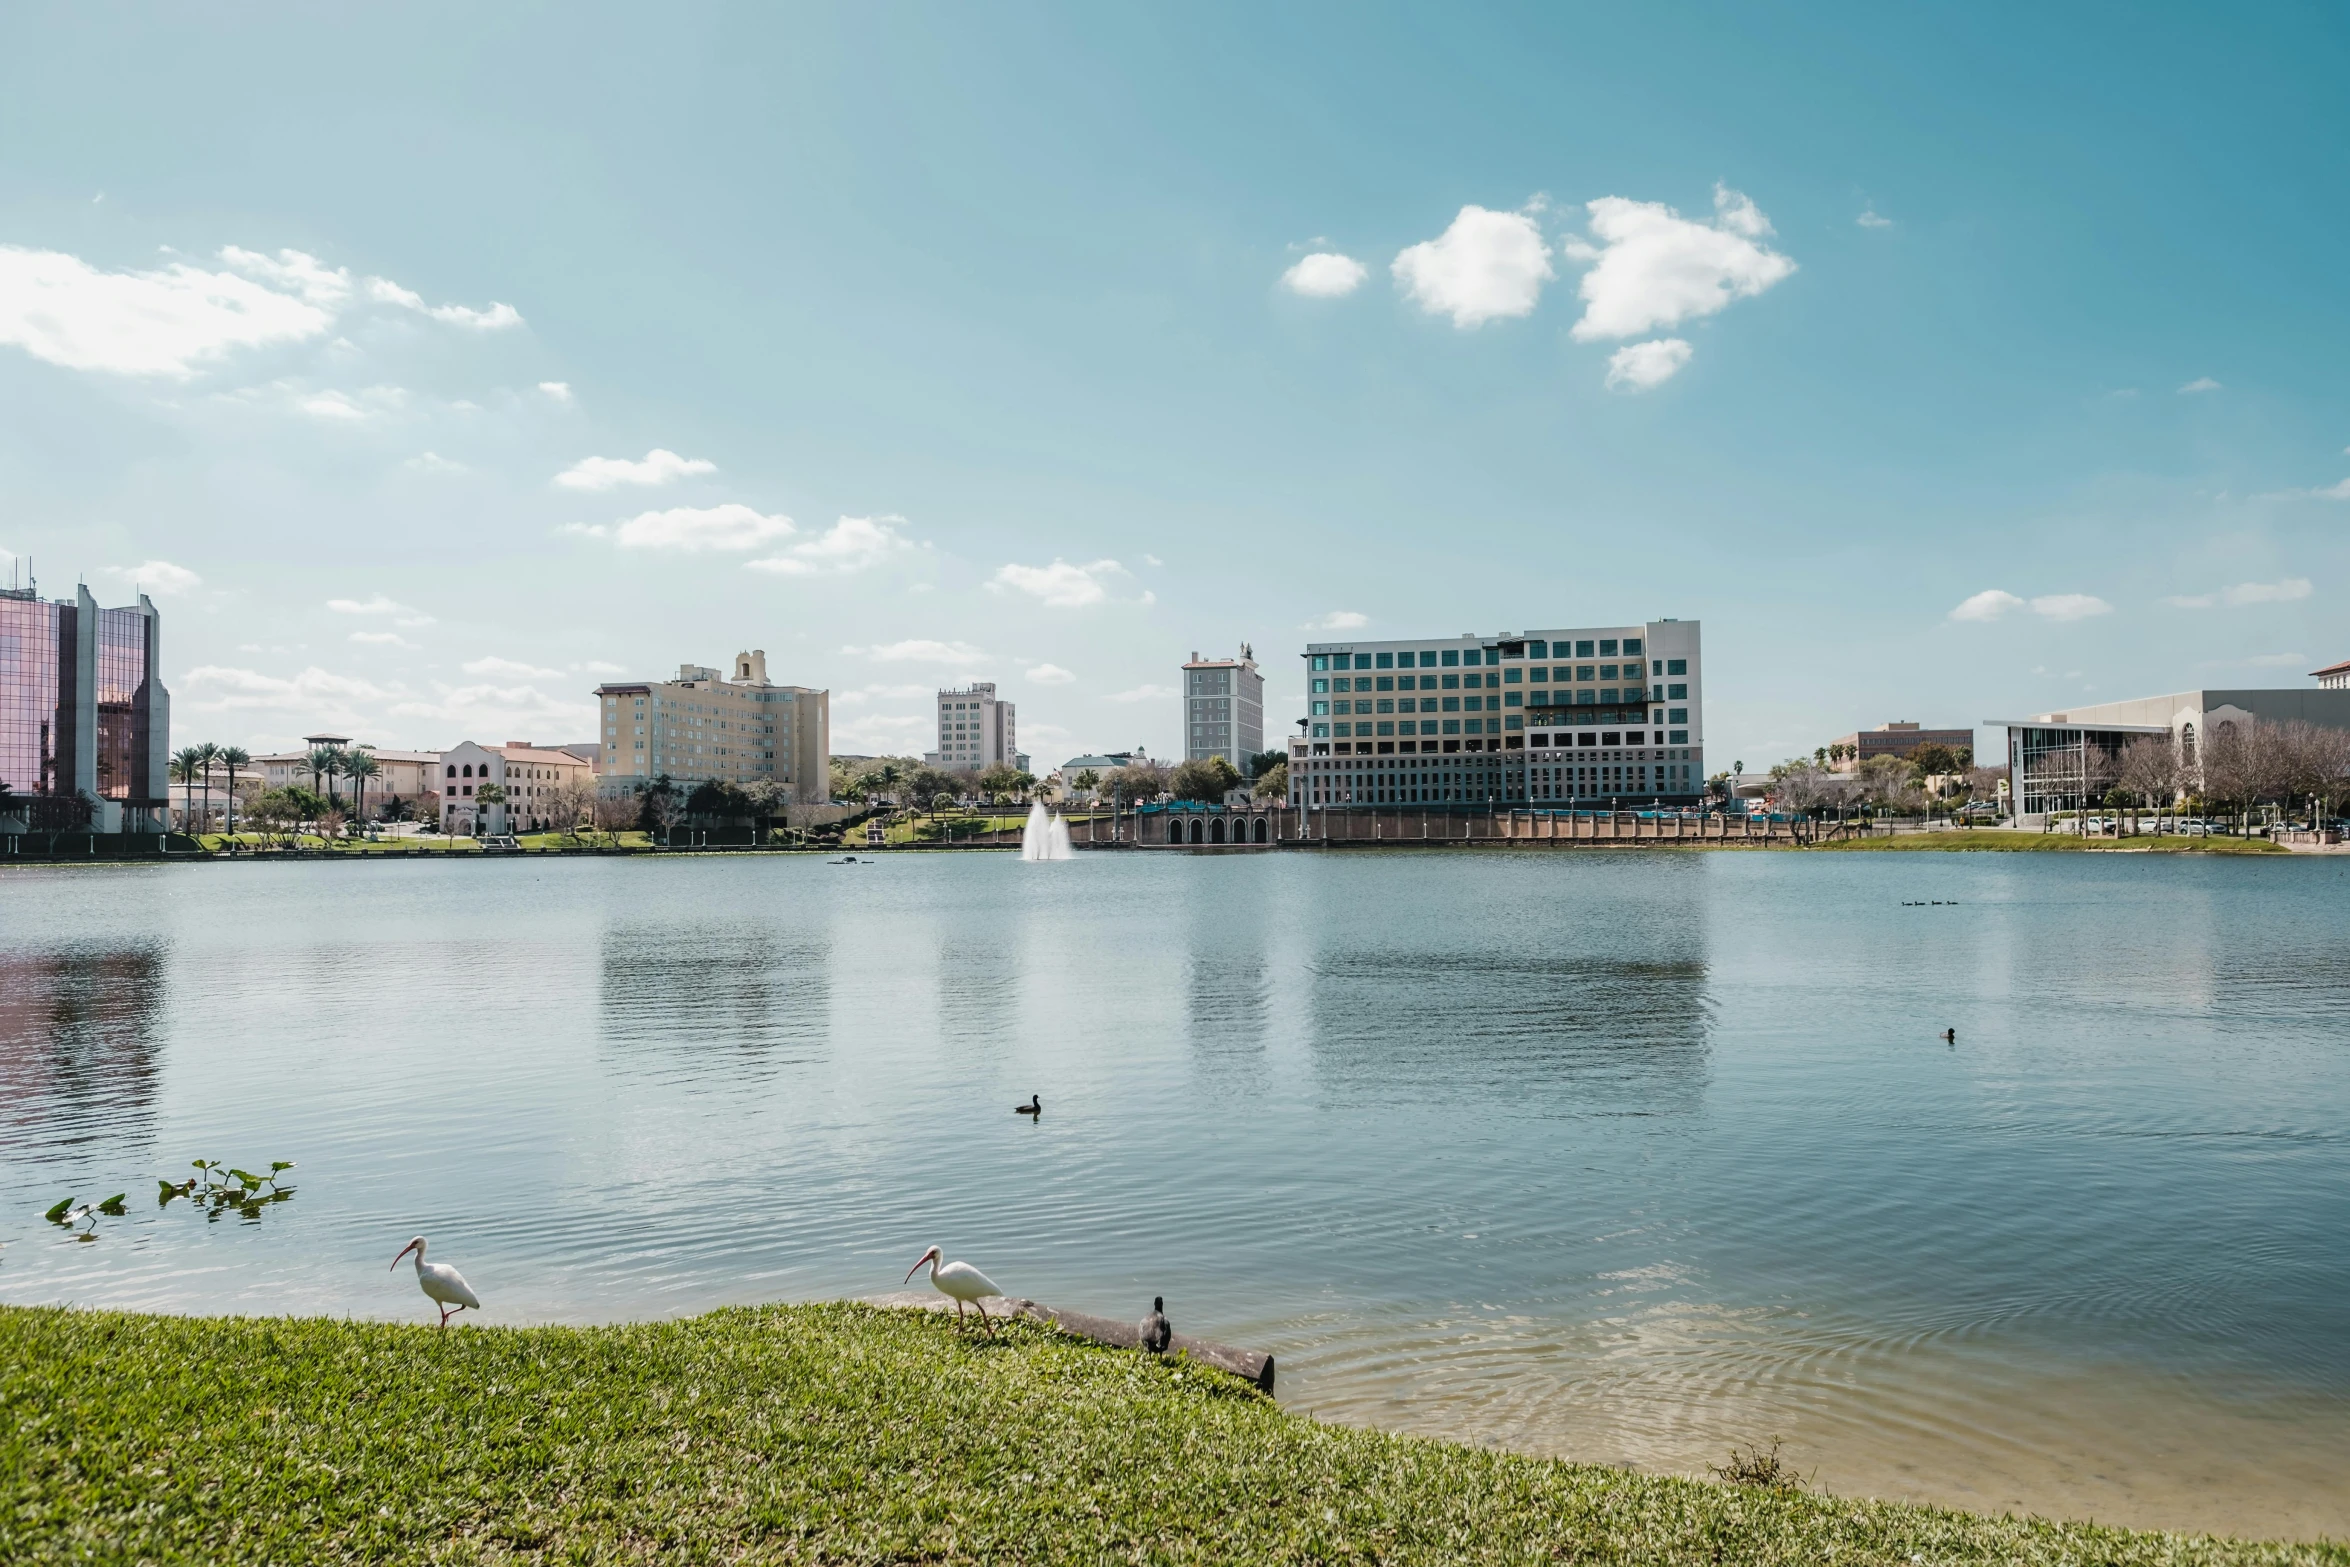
[1288,621,1704,807]
[1183,647,1264,772]
[929,682,1018,771]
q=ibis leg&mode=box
[973,1298,994,1336]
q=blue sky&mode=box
[3,4,2345,768]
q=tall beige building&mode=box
[595,649,829,805]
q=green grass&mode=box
[2,1304,2334,1564]
[188,831,658,854]
[1802,830,2288,854]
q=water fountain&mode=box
[1021,801,1074,861]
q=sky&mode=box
[2,4,2346,770]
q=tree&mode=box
[193,741,222,835]
[2116,735,2180,835]
[547,776,598,840]
[473,782,508,837]
[1246,750,1287,781]
[1252,760,1289,801]
[1071,768,1101,800]
[1171,755,1241,804]
[639,776,683,844]
[1905,743,1962,780]
[170,747,203,832]
[1101,758,1169,806]
[217,746,249,837]
[306,744,341,804]
[344,749,381,826]
[976,764,1031,804]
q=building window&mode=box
[1668,684,1688,700]
[1441,650,1460,666]
[1669,708,1689,724]
[1667,659,1686,676]
[1623,639,1642,655]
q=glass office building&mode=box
[1289,621,1703,808]
[0,583,171,831]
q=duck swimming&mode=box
[1015,1094,1041,1116]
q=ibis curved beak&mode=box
[390,1240,420,1270]
[904,1248,934,1284]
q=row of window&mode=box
[1315,665,1689,697]
[1310,638,1656,672]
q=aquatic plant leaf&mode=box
[97,1194,127,1216]
[44,1197,75,1223]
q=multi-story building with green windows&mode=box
[1286,621,1703,809]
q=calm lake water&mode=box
[4,848,2349,1537]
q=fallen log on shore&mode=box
[867,1290,1275,1393]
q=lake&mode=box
[4,847,2348,1538]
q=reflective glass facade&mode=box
[0,594,65,797]
[0,587,168,826]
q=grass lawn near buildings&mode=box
[1,1303,2334,1566]
[1799,830,2288,854]
[187,831,657,854]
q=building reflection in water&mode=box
[1307,879,1710,1114]
[0,945,167,1151]
[596,923,829,1080]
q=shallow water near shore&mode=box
[4,849,2348,1538]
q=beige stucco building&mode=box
[437,740,596,834]
[595,649,829,805]
[250,734,441,816]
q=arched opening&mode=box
[2180,721,2197,764]
[1189,817,1204,844]
[1166,816,1182,844]
[1210,818,1226,844]
[1253,817,1268,843]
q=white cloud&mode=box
[607,504,793,552]
[1604,338,1693,392]
[2177,376,2222,394]
[2319,478,2350,500]
[462,655,566,681]
[1856,206,1893,229]
[576,660,626,676]
[1948,589,2027,623]
[745,515,915,576]
[538,380,573,402]
[989,558,1133,608]
[1304,610,1369,630]
[1282,252,1369,298]
[2029,593,2113,622]
[1142,553,1164,568]
[0,245,334,376]
[348,631,415,648]
[831,682,935,706]
[2163,578,2313,609]
[1026,663,1076,685]
[842,639,989,667]
[181,664,395,720]
[326,594,433,626]
[404,450,467,475]
[0,243,523,381]
[1563,185,1796,343]
[360,276,522,330]
[1106,684,1176,704]
[1392,205,1554,328]
[98,559,202,595]
[554,448,716,491]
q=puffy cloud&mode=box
[1604,338,1693,392]
[745,515,915,576]
[538,380,573,402]
[553,448,716,490]
[1106,684,1177,703]
[2177,376,2222,394]
[1281,252,1368,298]
[294,385,406,421]
[1564,185,1796,344]
[1856,206,1893,229]
[462,655,566,680]
[98,559,201,595]
[348,631,414,648]
[1304,610,1369,630]
[0,243,522,380]
[404,450,467,475]
[2318,478,2350,500]
[2030,593,2113,622]
[2162,578,2313,609]
[1392,205,1554,328]
[327,594,433,626]
[1026,663,1076,685]
[0,245,333,376]
[597,504,794,552]
[180,664,396,725]
[842,639,990,667]
[989,558,1136,608]
[1948,590,2026,623]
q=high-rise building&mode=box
[1183,647,1263,772]
[1288,621,1704,807]
[0,581,171,831]
[928,682,1017,771]
[595,649,829,804]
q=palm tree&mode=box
[474,781,507,839]
[169,747,203,833]
[306,744,341,805]
[344,749,381,830]
[194,741,222,834]
[217,746,249,839]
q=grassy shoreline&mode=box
[2,1304,2336,1564]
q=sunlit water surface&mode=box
[4,851,2348,1538]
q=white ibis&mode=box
[1141,1295,1172,1354]
[390,1236,481,1329]
[1014,1094,1041,1117]
[905,1244,1004,1333]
